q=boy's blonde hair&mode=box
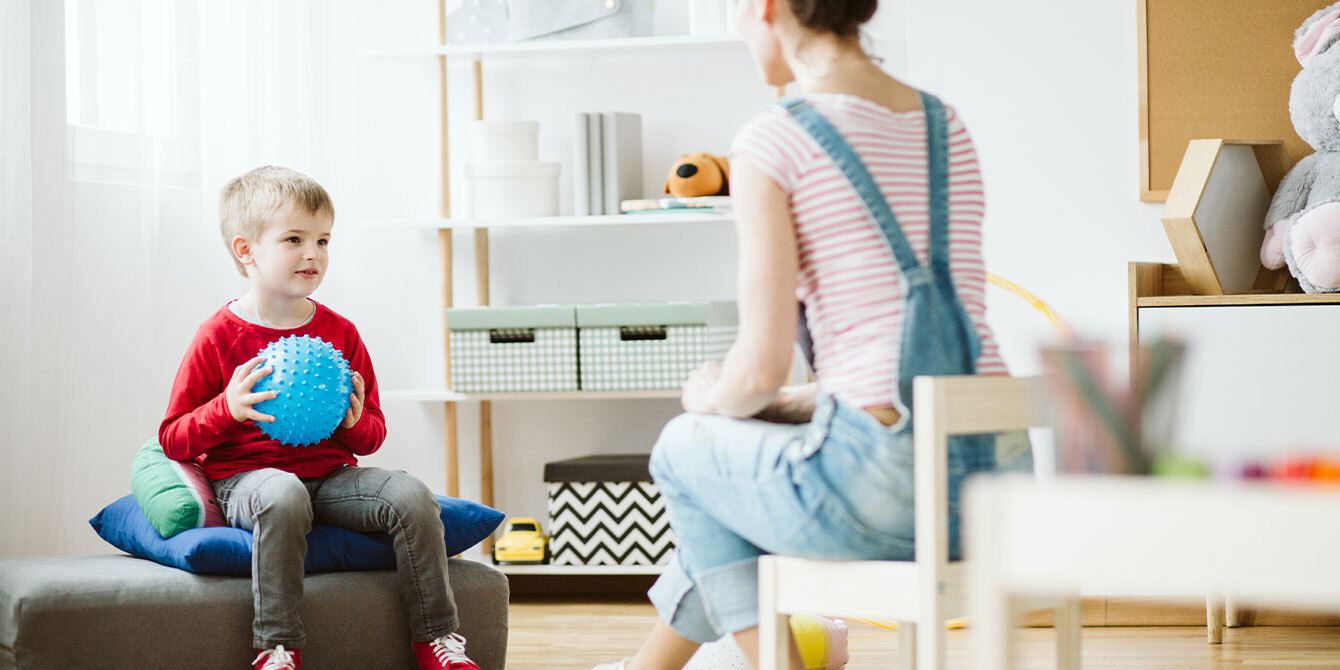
[219,166,335,276]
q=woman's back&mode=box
[731,91,1008,411]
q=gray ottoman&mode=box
[0,555,508,670]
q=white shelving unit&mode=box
[360,34,745,59]
[383,389,681,402]
[487,562,667,576]
[460,548,667,576]
[363,212,732,230]
[368,6,758,574]
[383,386,809,403]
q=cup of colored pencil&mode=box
[1040,337,1186,475]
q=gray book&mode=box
[601,112,643,216]
[587,113,604,216]
[573,113,590,216]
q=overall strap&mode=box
[919,92,953,276]
[780,97,924,278]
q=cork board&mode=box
[1138,0,1319,202]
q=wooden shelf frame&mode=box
[1128,261,1340,378]
[1128,262,1337,309]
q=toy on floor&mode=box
[492,517,550,564]
[682,614,848,670]
[665,152,730,197]
[851,617,970,631]
[251,335,352,446]
[1259,3,1340,292]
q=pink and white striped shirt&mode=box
[730,93,1007,410]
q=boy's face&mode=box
[234,202,333,300]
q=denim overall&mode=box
[783,92,983,417]
[644,92,1003,643]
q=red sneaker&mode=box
[253,645,301,670]
[412,633,481,670]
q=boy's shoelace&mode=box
[430,633,472,663]
[253,645,297,670]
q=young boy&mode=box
[159,166,482,670]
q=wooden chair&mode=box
[758,375,1082,670]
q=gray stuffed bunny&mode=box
[1260,3,1340,293]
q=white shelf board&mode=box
[383,389,680,402]
[460,549,665,576]
[488,561,666,576]
[362,212,733,230]
[360,34,745,59]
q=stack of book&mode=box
[573,112,642,216]
[619,195,732,214]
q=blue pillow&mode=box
[90,493,504,575]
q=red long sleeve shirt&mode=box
[159,300,387,481]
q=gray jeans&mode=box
[212,466,459,649]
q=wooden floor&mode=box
[507,601,1340,669]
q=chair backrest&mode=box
[911,375,1047,572]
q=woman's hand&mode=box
[752,383,818,424]
[680,361,722,415]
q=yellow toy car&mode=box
[492,517,549,565]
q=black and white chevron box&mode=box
[544,454,676,566]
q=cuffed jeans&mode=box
[212,466,459,649]
[646,392,1031,643]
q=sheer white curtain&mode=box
[1,0,334,556]
[1,0,38,554]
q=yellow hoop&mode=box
[986,272,1068,336]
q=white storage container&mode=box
[465,161,560,219]
[447,305,578,393]
[576,301,737,391]
[471,120,539,162]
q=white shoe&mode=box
[591,660,629,670]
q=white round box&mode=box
[471,121,539,162]
[465,161,560,219]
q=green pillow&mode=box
[130,439,226,538]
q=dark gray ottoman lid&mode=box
[543,454,653,483]
[0,554,508,670]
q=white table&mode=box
[966,475,1340,670]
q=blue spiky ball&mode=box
[252,335,352,447]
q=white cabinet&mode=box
[1131,262,1340,461]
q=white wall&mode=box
[3,0,1182,556]
[904,0,1175,372]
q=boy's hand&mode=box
[342,372,366,429]
[227,356,277,423]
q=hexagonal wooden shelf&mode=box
[1161,139,1293,295]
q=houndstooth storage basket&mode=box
[576,301,737,391]
[544,454,676,566]
[446,305,578,393]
